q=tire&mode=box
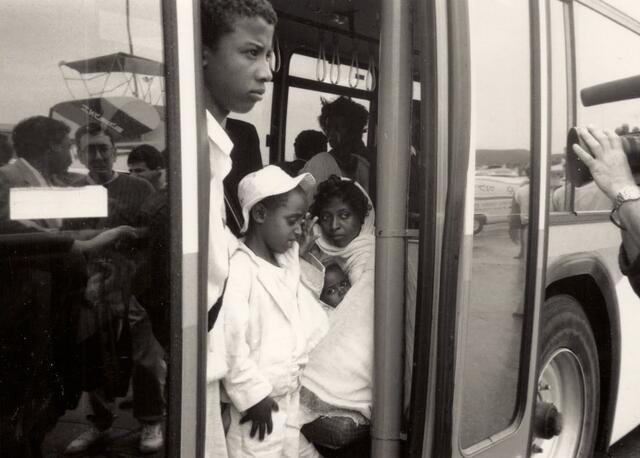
[533,295,600,457]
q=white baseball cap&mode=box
[238,165,316,233]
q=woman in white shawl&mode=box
[299,175,375,454]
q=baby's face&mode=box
[320,266,351,308]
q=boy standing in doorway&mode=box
[200,1,277,456]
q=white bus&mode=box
[2,0,640,457]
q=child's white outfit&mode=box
[222,241,326,457]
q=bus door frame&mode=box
[424,0,550,456]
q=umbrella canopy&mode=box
[60,52,164,76]
[50,96,161,141]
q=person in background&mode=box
[0,134,13,166]
[127,144,166,191]
[0,116,137,457]
[66,123,155,230]
[300,97,371,195]
[65,123,166,455]
[199,0,277,456]
[0,116,72,230]
[509,165,530,259]
[130,145,171,351]
[279,130,327,177]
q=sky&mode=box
[0,0,163,128]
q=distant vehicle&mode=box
[474,174,527,234]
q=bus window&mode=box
[0,1,170,456]
[284,86,371,161]
[572,3,640,212]
[283,53,374,162]
[575,5,640,134]
[461,0,531,448]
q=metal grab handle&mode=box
[348,47,360,88]
[270,33,281,73]
[366,52,376,91]
[316,41,327,82]
[330,38,341,84]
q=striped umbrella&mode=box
[50,96,161,141]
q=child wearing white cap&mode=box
[221,165,326,457]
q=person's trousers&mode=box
[88,297,167,429]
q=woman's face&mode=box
[318,197,362,247]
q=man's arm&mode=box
[572,126,640,259]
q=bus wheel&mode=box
[473,215,484,234]
[532,295,599,457]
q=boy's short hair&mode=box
[294,130,327,161]
[75,122,116,147]
[128,144,164,169]
[201,0,277,50]
[12,116,70,163]
[318,96,369,137]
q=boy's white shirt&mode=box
[206,110,240,382]
[205,110,236,458]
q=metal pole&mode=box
[372,0,412,456]
[125,0,140,98]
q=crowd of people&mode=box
[7,1,638,457]
[202,1,377,457]
[1,2,376,457]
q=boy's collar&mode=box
[206,110,233,156]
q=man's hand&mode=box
[74,225,139,255]
[572,126,635,201]
[239,396,279,440]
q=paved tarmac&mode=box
[43,391,164,458]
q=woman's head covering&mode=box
[314,178,375,281]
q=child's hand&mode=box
[240,396,279,440]
[298,213,320,256]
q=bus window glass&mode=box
[289,53,371,90]
[461,0,531,448]
[284,85,370,161]
[549,0,570,213]
[0,1,170,456]
[574,3,640,211]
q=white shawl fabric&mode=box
[301,181,375,419]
